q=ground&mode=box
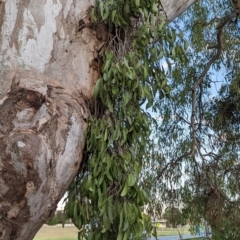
[34,225,191,240]
[34,225,78,240]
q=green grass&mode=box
[34,225,79,240]
[34,225,193,239]
[157,227,190,236]
[182,237,206,240]
[34,238,76,240]
[188,238,205,240]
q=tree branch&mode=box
[191,10,237,155]
[188,11,240,194]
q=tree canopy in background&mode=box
[163,206,187,228]
[145,0,240,239]
[0,0,198,239]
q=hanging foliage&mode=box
[63,0,188,239]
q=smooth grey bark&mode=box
[0,0,198,239]
[162,0,197,21]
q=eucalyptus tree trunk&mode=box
[0,0,197,239]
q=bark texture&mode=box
[0,0,198,239]
[161,0,197,22]
[0,1,99,239]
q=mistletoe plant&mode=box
[64,0,188,239]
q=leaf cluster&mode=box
[64,0,188,239]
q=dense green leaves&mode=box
[62,0,186,240]
[63,0,189,239]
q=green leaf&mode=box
[127,116,132,125]
[135,0,140,8]
[111,10,117,21]
[73,202,78,221]
[158,21,166,32]
[107,200,114,223]
[172,47,176,59]
[102,6,109,21]
[103,60,111,72]
[117,230,123,240]
[135,60,142,70]
[106,98,114,112]
[103,211,111,229]
[143,65,148,80]
[90,8,97,22]
[93,78,102,99]
[142,190,149,203]
[123,57,129,68]
[99,201,107,216]
[123,92,130,107]
[86,175,92,190]
[99,1,104,18]
[123,220,129,231]
[106,171,113,181]
[120,128,128,145]
[123,228,130,240]
[104,128,108,141]
[119,209,124,231]
[112,85,118,95]
[121,181,129,197]
[161,79,167,88]
[98,172,105,185]
[127,174,136,187]
[151,3,158,13]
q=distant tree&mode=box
[0,0,197,239]
[163,207,186,228]
[145,0,240,239]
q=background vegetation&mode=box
[62,0,240,239]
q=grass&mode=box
[33,224,79,240]
[188,238,205,240]
[34,225,192,240]
[157,227,190,236]
[181,237,207,240]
